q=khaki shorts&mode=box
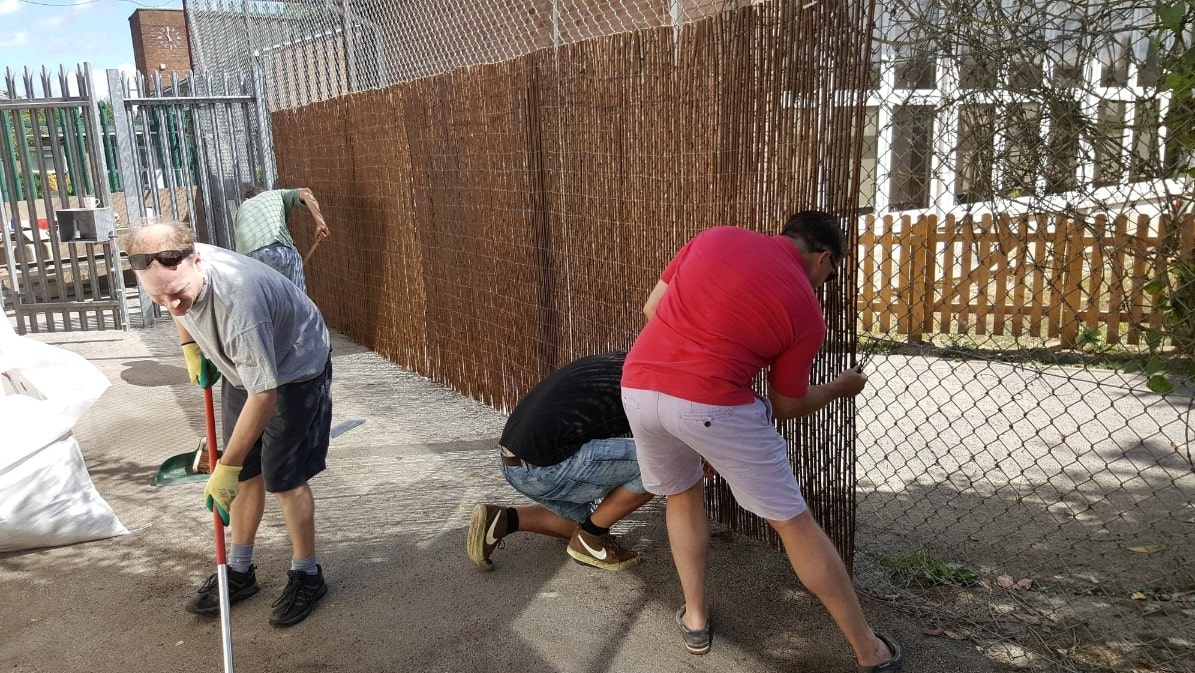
[620,387,807,521]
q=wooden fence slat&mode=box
[878,215,896,333]
[922,214,938,335]
[939,214,956,332]
[904,214,932,342]
[958,216,975,335]
[1084,215,1107,338]
[1010,214,1028,338]
[1126,214,1152,345]
[1028,213,1048,337]
[1105,215,1129,343]
[993,213,1013,336]
[860,216,877,332]
[974,214,992,336]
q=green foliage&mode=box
[1145,261,1195,354]
[1158,1,1195,178]
[882,551,982,588]
[1075,326,1113,354]
[1138,2,1195,395]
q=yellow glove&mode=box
[182,342,221,388]
[203,463,241,525]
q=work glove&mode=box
[203,463,241,525]
[182,342,221,388]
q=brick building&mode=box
[129,9,193,79]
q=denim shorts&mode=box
[621,386,807,522]
[247,242,307,293]
[222,355,332,493]
[501,437,646,523]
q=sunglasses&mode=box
[816,249,841,283]
[129,248,193,270]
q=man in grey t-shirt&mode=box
[128,222,332,627]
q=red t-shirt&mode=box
[623,226,826,405]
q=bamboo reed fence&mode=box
[272,1,873,563]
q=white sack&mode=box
[0,326,127,552]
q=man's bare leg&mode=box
[274,482,316,560]
[667,480,710,632]
[230,475,266,546]
[589,486,654,529]
[769,511,894,668]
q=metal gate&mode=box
[106,67,275,327]
[1,64,127,333]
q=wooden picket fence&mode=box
[857,212,1195,348]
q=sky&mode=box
[0,0,182,97]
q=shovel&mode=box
[156,417,365,487]
[203,385,235,673]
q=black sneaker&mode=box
[185,565,260,615]
[269,566,327,627]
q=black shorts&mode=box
[221,355,332,493]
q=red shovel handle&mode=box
[203,386,227,565]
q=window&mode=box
[956,105,995,203]
[1093,100,1126,186]
[890,105,933,210]
[1001,103,1042,199]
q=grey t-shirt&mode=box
[178,243,330,394]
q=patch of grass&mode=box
[882,551,982,588]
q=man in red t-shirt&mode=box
[622,211,902,671]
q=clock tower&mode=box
[129,9,193,88]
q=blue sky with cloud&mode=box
[0,0,182,96]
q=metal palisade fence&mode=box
[0,65,128,333]
[186,1,1194,672]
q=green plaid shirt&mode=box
[234,189,302,254]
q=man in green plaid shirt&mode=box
[234,186,331,293]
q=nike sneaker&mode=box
[566,529,640,570]
[467,503,509,571]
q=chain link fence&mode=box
[185,1,1195,671]
[854,2,1194,672]
[185,0,742,111]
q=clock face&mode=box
[157,25,183,50]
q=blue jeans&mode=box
[247,242,306,293]
[501,438,645,522]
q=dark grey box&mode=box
[56,208,116,242]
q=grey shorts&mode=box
[247,242,307,293]
[222,355,332,493]
[620,387,807,521]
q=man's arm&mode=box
[298,188,330,242]
[643,280,668,319]
[767,369,867,420]
[219,389,278,467]
[175,319,194,346]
